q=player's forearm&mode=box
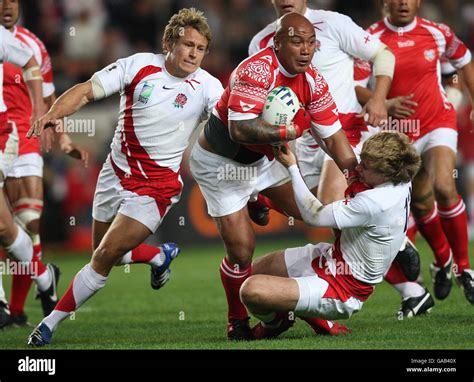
[229,117,296,144]
[371,75,391,103]
[355,86,373,106]
[288,165,337,227]
[48,81,94,120]
[460,61,474,104]
[44,93,57,110]
[323,130,358,175]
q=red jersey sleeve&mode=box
[437,23,472,69]
[227,58,274,121]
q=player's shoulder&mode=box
[367,19,386,34]
[117,52,164,74]
[249,21,277,52]
[234,47,276,87]
[360,182,410,211]
[307,8,351,24]
[305,64,328,93]
[193,67,223,91]
[418,17,453,36]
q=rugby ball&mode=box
[262,86,299,126]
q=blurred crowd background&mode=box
[13,0,474,248]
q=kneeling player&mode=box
[240,132,422,338]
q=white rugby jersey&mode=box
[0,25,33,113]
[332,181,412,284]
[249,8,382,146]
[93,53,223,179]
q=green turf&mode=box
[1,239,473,349]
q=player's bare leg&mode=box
[4,175,44,325]
[28,214,151,346]
[423,146,473,303]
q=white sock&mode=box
[42,263,107,332]
[393,282,425,299]
[5,226,33,263]
[33,268,52,292]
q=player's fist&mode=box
[273,144,296,168]
[292,108,312,137]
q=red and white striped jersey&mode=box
[93,53,223,180]
[3,25,55,154]
[353,17,472,140]
[213,47,341,159]
[249,8,382,146]
[0,25,33,114]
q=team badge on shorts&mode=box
[173,93,188,108]
[138,81,155,104]
[424,49,435,62]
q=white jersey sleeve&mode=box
[92,57,130,97]
[201,75,224,121]
[0,26,32,67]
[329,14,381,62]
[332,193,373,229]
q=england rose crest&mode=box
[173,93,188,108]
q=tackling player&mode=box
[26,8,224,346]
[355,0,474,305]
[190,12,359,340]
[0,0,88,328]
[240,132,421,338]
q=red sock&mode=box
[249,194,286,216]
[10,244,44,315]
[407,213,418,243]
[219,257,251,321]
[131,243,161,263]
[438,196,470,274]
[385,260,409,284]
[415,206,451,267]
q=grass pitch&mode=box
[1,239,473,349]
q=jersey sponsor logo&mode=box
[239,100,256,112]
[173,93,188,108]
[106,64,118,72]
[138,81,155,104]
[397,40,415,48]
[424,49,436,62]
[364,35,371,44]
[162,85,174,90]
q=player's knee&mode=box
[240,276,264,306]
[411,200,433,218]
[93,243,124,265]
[433,179,457,205]
[225,241,255,268]
[0,222,15,244]
[13,205,42,235]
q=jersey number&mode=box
[403,186,412,233]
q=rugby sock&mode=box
[116,243,165,268]
[438,196,470,275]
[9,243,40,315]
[5,227,50,291]
[299,317,346,335]
[248,194,287,216]
[385,261,425,299]
[406,213,418,243]
[220,257,251,320]
[415,206,451,268]
[42,263,107,332]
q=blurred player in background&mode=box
[240,132,421,339]
[0,23,60,329]
[27,8,223,346]
[355,0,474,306]
[0,0,88,329]
[190,12,359,340]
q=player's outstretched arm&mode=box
[27,80,95,139]
[229,109,311,145]
[323,129,358,177]
[273,146,337,228]
[22,56,47,125]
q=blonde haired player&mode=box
[27,8,223,346]
[240,132,422,338]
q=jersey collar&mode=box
[384,16,417,33]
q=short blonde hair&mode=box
[162,8,211,53]
[360,132,421,185]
